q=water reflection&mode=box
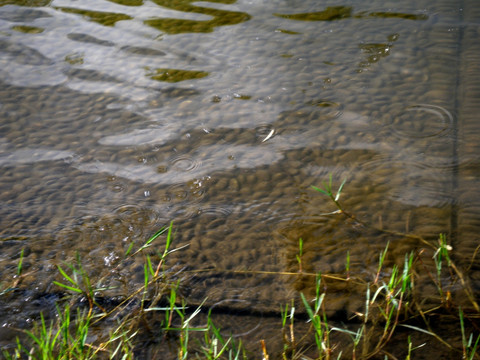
[0,6,50,20]
[67,33,115,46]
[0,62,67,87]
[99,127,178,146]
[75,143,284,185]
[107,0,143,6]
[54,6,132,26]
[355,11,429,20]
[76,108,389,201]
[357,33,399,71]
[120,45,166,56]
[275,6,428,21]
[275,6,353,21]
[0,38,51,65]
[0,148,75,166]
[145,0,251,34]
[0,0,51,6]
[145,67,209,82]
[11,24,43,33]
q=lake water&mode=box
[0,0,479,357]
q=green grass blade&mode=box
[459,307,467,349]
[133,225,168,256]
[53,281,83,293]
[165,221,173,251]
[124,242,134,257]
[311,185,329,196]
[146,255,155,277]
[470,335,480,359]
[24,329,43,348]
[56,265,80,289]
[300,292,315,321]
[17,248,24,276]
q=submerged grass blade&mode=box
[53,281,83,294]
[124,242,134,258]
[56,265,80,290]
[16,248,24,277]
[300,292,316,322]
[399,324,435,337]
[132,225,167,256]
[311,185,330,197]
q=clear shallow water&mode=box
[0,0,479,356]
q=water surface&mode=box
[0,0,479,356]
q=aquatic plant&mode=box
[1,177,480,359]
[1,222,246,359]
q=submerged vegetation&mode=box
[1,177,479,359]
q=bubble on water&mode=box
[104,252,119,267]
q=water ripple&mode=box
[144,0,251,34]
[196,205,232,217]
[255,123,276,143]
[390,104,453,139]
[164,183,193,204]
[169,154,201,172]
[360,157,455,207]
